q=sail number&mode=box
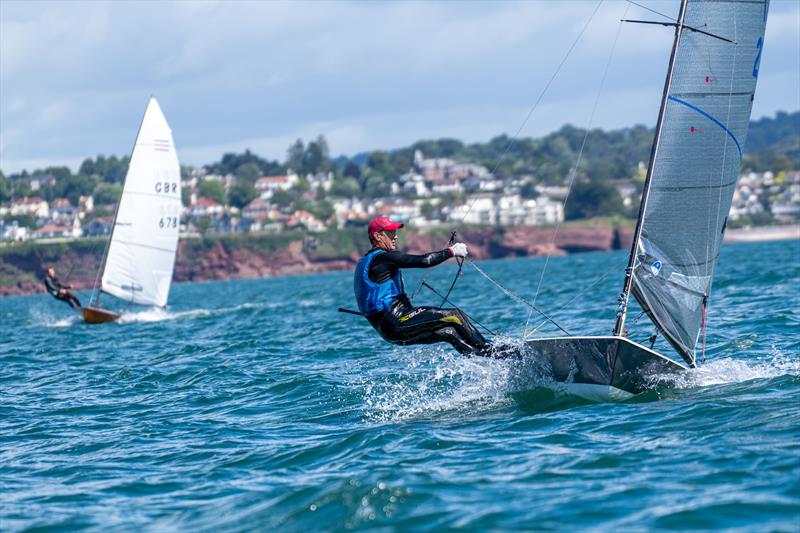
[155,182,178,194]
[159,217,178,229]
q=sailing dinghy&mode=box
[524,0,770,399]
[83,97,182,324]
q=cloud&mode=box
[1,0,797,173]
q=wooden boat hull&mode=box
[524,335,687,400]
[82,306,121,324]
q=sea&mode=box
[1,240,798,531]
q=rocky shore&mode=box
[1,223,796,297]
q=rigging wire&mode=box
[460,0,605,224]
[467,258,571,336]
[524,1,631,337]
[411,0,605,302]
[623,0,676,22]
[89,223,115,306]
[524,259,622,338]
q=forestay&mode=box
[101,98,181,307]
[632,0,769,365]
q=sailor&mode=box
[44,266,82,310]
[354,216,491,356]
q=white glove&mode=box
[449,242,468,258]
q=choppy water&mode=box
[2,240,799,531]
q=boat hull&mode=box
[82,306,121,324]
[524,336,687,400]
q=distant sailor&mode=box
[354,216,491,356]
[44,267,82,310]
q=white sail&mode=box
[101,98,181,307]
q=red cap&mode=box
[368,216,404,234]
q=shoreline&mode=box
[723,224,800,243]
[1,224,797,298]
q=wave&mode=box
[118,307,210,323]
[360,336,556,423]
[654,348,800,390]
[34,310,80,328]
[116,302,276,324]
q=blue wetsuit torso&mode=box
[353,250,405,315]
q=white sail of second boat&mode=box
[100,97,181,308]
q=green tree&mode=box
[363,174,389,198]
[565,181,624,220]
[420,201,434,219]
[366,150,391,176]
[235,162,262,184]
[42,166,71,182]
[343,161,361,180]
[271,189,298,208]
[330,177,360,197]
[93,183,122,205]
[14,180,33,198]
[80,155,128,183]
[206,149,283,176]
[57,174,98,206]
[0,172,10,202]
[195,216,212,235]
[520,180,540,199]
[304,135,330,174]
[4,213,37,229]
[311,200,334,221]
[197,179,227,205]
[294,177,310,193]
[228,181,258,208]
[287,139,305,172]
[181,186,192,207]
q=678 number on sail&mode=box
[159,217,178,228]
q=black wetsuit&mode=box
[364,249,490,356]
[44,274,81,310]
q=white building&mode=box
[446,195,497,225]
[446,194,563,226]
[1,221,29,242]
[255,173,299,199]
[307,171,334,192]
[10,197,49,218]
[398,171,430,196]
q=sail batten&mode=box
[100,98,181,308]
[630,0,769,365]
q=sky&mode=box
[1,0,798,174]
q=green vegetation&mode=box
[228,181,258,209]
[205,149,285,178]
[93,183,122,206]
[197,180,227,205]
[565,181,625,220]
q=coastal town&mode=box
[1,147,798,244]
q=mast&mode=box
[89,98,152,307]
[613,0,689,337]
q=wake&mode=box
[653,347,800,390]
[35,301,275,326]
[361,336,555,423]
[118,301,274,323]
